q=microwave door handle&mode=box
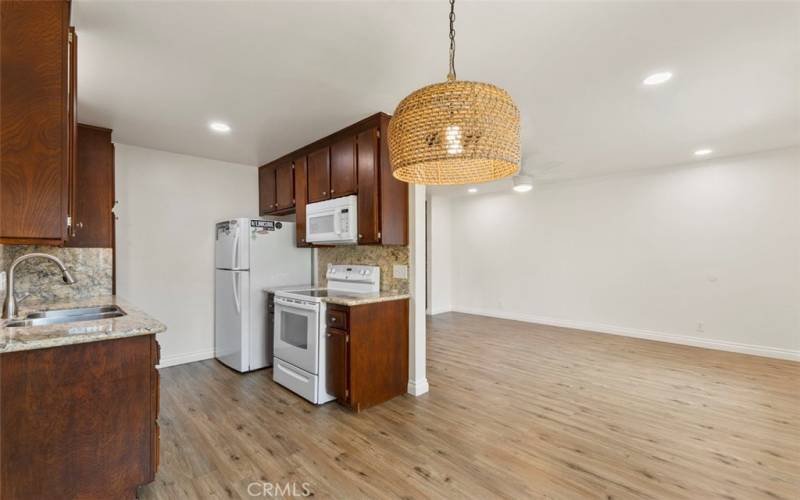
[333,209,341,235]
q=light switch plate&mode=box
[393,264,408,280]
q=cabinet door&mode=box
[259,165,277,214]
[67,27,77,244]
[357,128,380,244]
[378,115,409,245]
[67,125,114,248]
[330,135,357,198]
[293,156,311,247]
[0,0,71,244]
[307,147,330,203]
[275,161,294,211]
[326,328,349,403]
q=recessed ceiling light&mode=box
[642,72,673,86]
[512,175,533,193]
[467,187,478,194]
[694,148,713,156]
[209,121,231,133]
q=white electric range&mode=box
[272,264,380,404]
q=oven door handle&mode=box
[275,298,318,312]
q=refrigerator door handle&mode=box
[232,272,241,314]
[232,229,241,270]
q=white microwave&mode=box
[306,195,358,245]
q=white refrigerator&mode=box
[214,218,312,372]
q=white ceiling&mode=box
[73,1,799,187]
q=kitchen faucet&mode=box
[2,253,76,320]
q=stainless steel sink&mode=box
[3,305,126,328]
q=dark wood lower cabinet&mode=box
[326,299,409,411]
[0,335,160,499]
[326,327,349,401]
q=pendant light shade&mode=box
[388,80,521,185]
[388,0,521,185]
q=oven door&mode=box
[273,297,319,374]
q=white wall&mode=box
[115,144,258,366]
[427,196,452,315]
[433,147,800,360]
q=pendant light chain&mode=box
[447,0,457,81]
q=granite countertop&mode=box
[0,295,166,353]
[264,286,410,306]
[322,290,410,306]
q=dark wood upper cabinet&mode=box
[66,124,114,248]
[0,0,74,245]
[307,147,331,203]
[260,113,408,247]
[330,135,357,198]
[275,161,295,211]
[378,114,408,245]
[259,164,277,215]
[356,128,380,244]
[293,156,311,247]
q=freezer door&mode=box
[215,219,250,270]
[214,269,251,371]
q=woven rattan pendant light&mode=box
[388,0,521,185]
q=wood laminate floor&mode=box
[140,312,799,499]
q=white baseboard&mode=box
[158,347,215,368]
[427,306,452,316]
[407,378,430,396]
[451,306,800,362]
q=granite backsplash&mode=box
[317,245,409,293]
[0,245,113,303]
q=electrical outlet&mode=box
[696,322,704,333]
[393,264,408,280]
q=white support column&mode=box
[408,184,429,396]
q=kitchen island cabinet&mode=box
[325,297,409,411]
[0,297,165,499]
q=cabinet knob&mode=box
[331,189,335,194]
[331,317,336,322]
[326,333,331,338]
[322,191,327,195]
[358,234,363,239]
